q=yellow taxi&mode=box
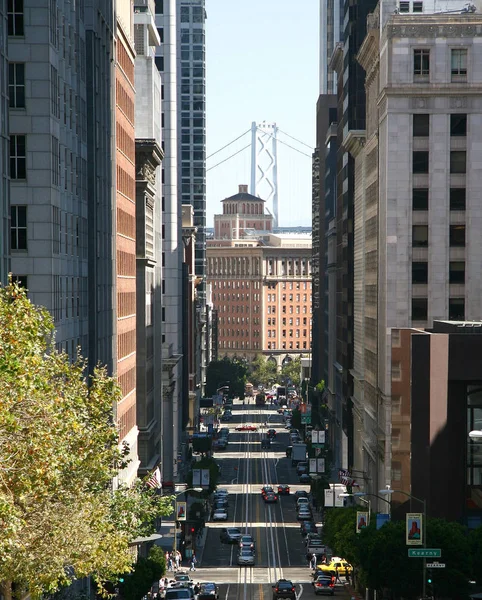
[318,558,353,577]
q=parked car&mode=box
[296,496,310,508]
[272,579,296,600]
[278,484,290,495]
[296,462,309,476]
[220,527,241,544]
[212,508,228,521]
[261,438,271,449]
[294,490,309,502]
[313,576,335,596]
[299,473,311,484]
[301,521,317,536]
[237,548,255,566]
[297,507,313,521]
[264,491,278,503]
[197,584,219,600]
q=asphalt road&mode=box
[190,399,353,600]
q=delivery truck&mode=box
[291,442,307,465]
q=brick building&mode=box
[207,186,312,366]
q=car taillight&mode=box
[291,588,295,592]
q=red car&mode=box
[235,424,258,431]
[278,484,290,495]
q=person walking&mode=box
[167,552,173,572]
[175,550,181,570]
[190,553,197,571]
[334,566,342,584]
[310,553,317,570]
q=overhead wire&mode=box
[277,128,313,149]
[206,129,251,160]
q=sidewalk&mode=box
[343,582,364,599]
[195,525,209,566]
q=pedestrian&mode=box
[334,566,341,584]
[194,583,200,595]
[167,552,173,572]
[311,553,317,570]
[175,550,181,570]
[190,553,197,571]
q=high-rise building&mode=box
[133,0,164,476]
[0,1,9,284]
[319,0,343,94]
[177,0,206,294]
[115,0,139,485]
[8,0,90,358]
[207,186,312,365]
[155,0,183,484]
[350,0,482,501]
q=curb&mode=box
[343,583,364,600]
[195,525,209,566]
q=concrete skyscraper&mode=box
[155,0,183,483]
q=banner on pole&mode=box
[176,502,187,521]
[356,511,369,533]
[192,469,201,486]
[406,513,423,546]
[201,469,210,487]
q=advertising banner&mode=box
[356,511,369,533]
[309,458,317,473]
[192,469,201,486]
[317,458,325,473]
[406,513,423,546]
[311,430,318,444]
[176,502,187,521]
[324,485,345,507]
[201,469,210,487]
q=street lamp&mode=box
[380,486,427,598]
[173,487,203,558]
[469,430,482,440]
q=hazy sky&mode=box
[205,0,319,228]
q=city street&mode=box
[190,399,353,600]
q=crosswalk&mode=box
[188,566,316,585]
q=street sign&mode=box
[427,562,446,568]
[408,548,441,558]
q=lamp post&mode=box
[380,487,426,598]
[469,430,482,440]
[173,487,203,559]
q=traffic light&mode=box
[119,577,125,583]
[191,527,195,534]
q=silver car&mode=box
[237,548,255,566]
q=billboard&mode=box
[356,511,369,533]
[176,502,187,521]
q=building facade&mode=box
[155,0,183,483]
[207,186,312,366]
[350,0,482,503]
[319,0,343,95]
[133,0,164,476]
[1,0,8,284]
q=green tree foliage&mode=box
[0,281,173,598]
[279,357,301,387]
[205,358,247,398]
[191,436,212,455]
[248,355,278,387]
[469,525,482,584]
[119,546,166,600]
[290,408,301,430]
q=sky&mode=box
[205,0,319,228]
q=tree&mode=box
[0,281,173,599]
[205,358,247,398]
[249,355,278,387]
[119,546,166,600]
[279,357,301,387]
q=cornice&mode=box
[343,130,366,158]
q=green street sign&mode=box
[408,548,441,558]
[301,415,312,424]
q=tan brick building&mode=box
[207,186,312,366]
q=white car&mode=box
[212,508,228,521]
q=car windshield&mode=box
[228,528,240,534]
[201,584,215,592]
[176,575,189,581]
[277,582,293,589]
[241,536,253,542]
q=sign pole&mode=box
[422,498,427,599]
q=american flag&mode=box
[339,469,359,488]
[146,467,162,489]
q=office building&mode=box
[349,0,482,501]
[0,1,8,284]
[391,321,482,525]
[155,0,183,483]
[8,0,90,358]
[207,186,312,365]
[319,0,343,95]
[133,0,164,476]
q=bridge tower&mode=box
[250,121,279,228]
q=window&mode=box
[413,151,429,173]
[450,224,465,247]
[155,56,164,71]
[392,362,402,380]
[412,262,428,284]
[11,205,27,250]
[412,298,428,321]
[180,6,189,22]
[450,151,466,174]
[413,188,429,211]
[392,396,402,415]
[449,261,465,284]
[8,0,24,36]
[413,225,428,247]
[413,1,423,11]
[449,298,465,320]
[451,49,467,80]
[155,0,163,14]
[450,114,467,136]
[450,188,466,211]
[11,274,28,289]
[10,135,26,179]
[399,1,410,11]
[414,49,430,78]
[8,63,25,108]
[413,114,429,137]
